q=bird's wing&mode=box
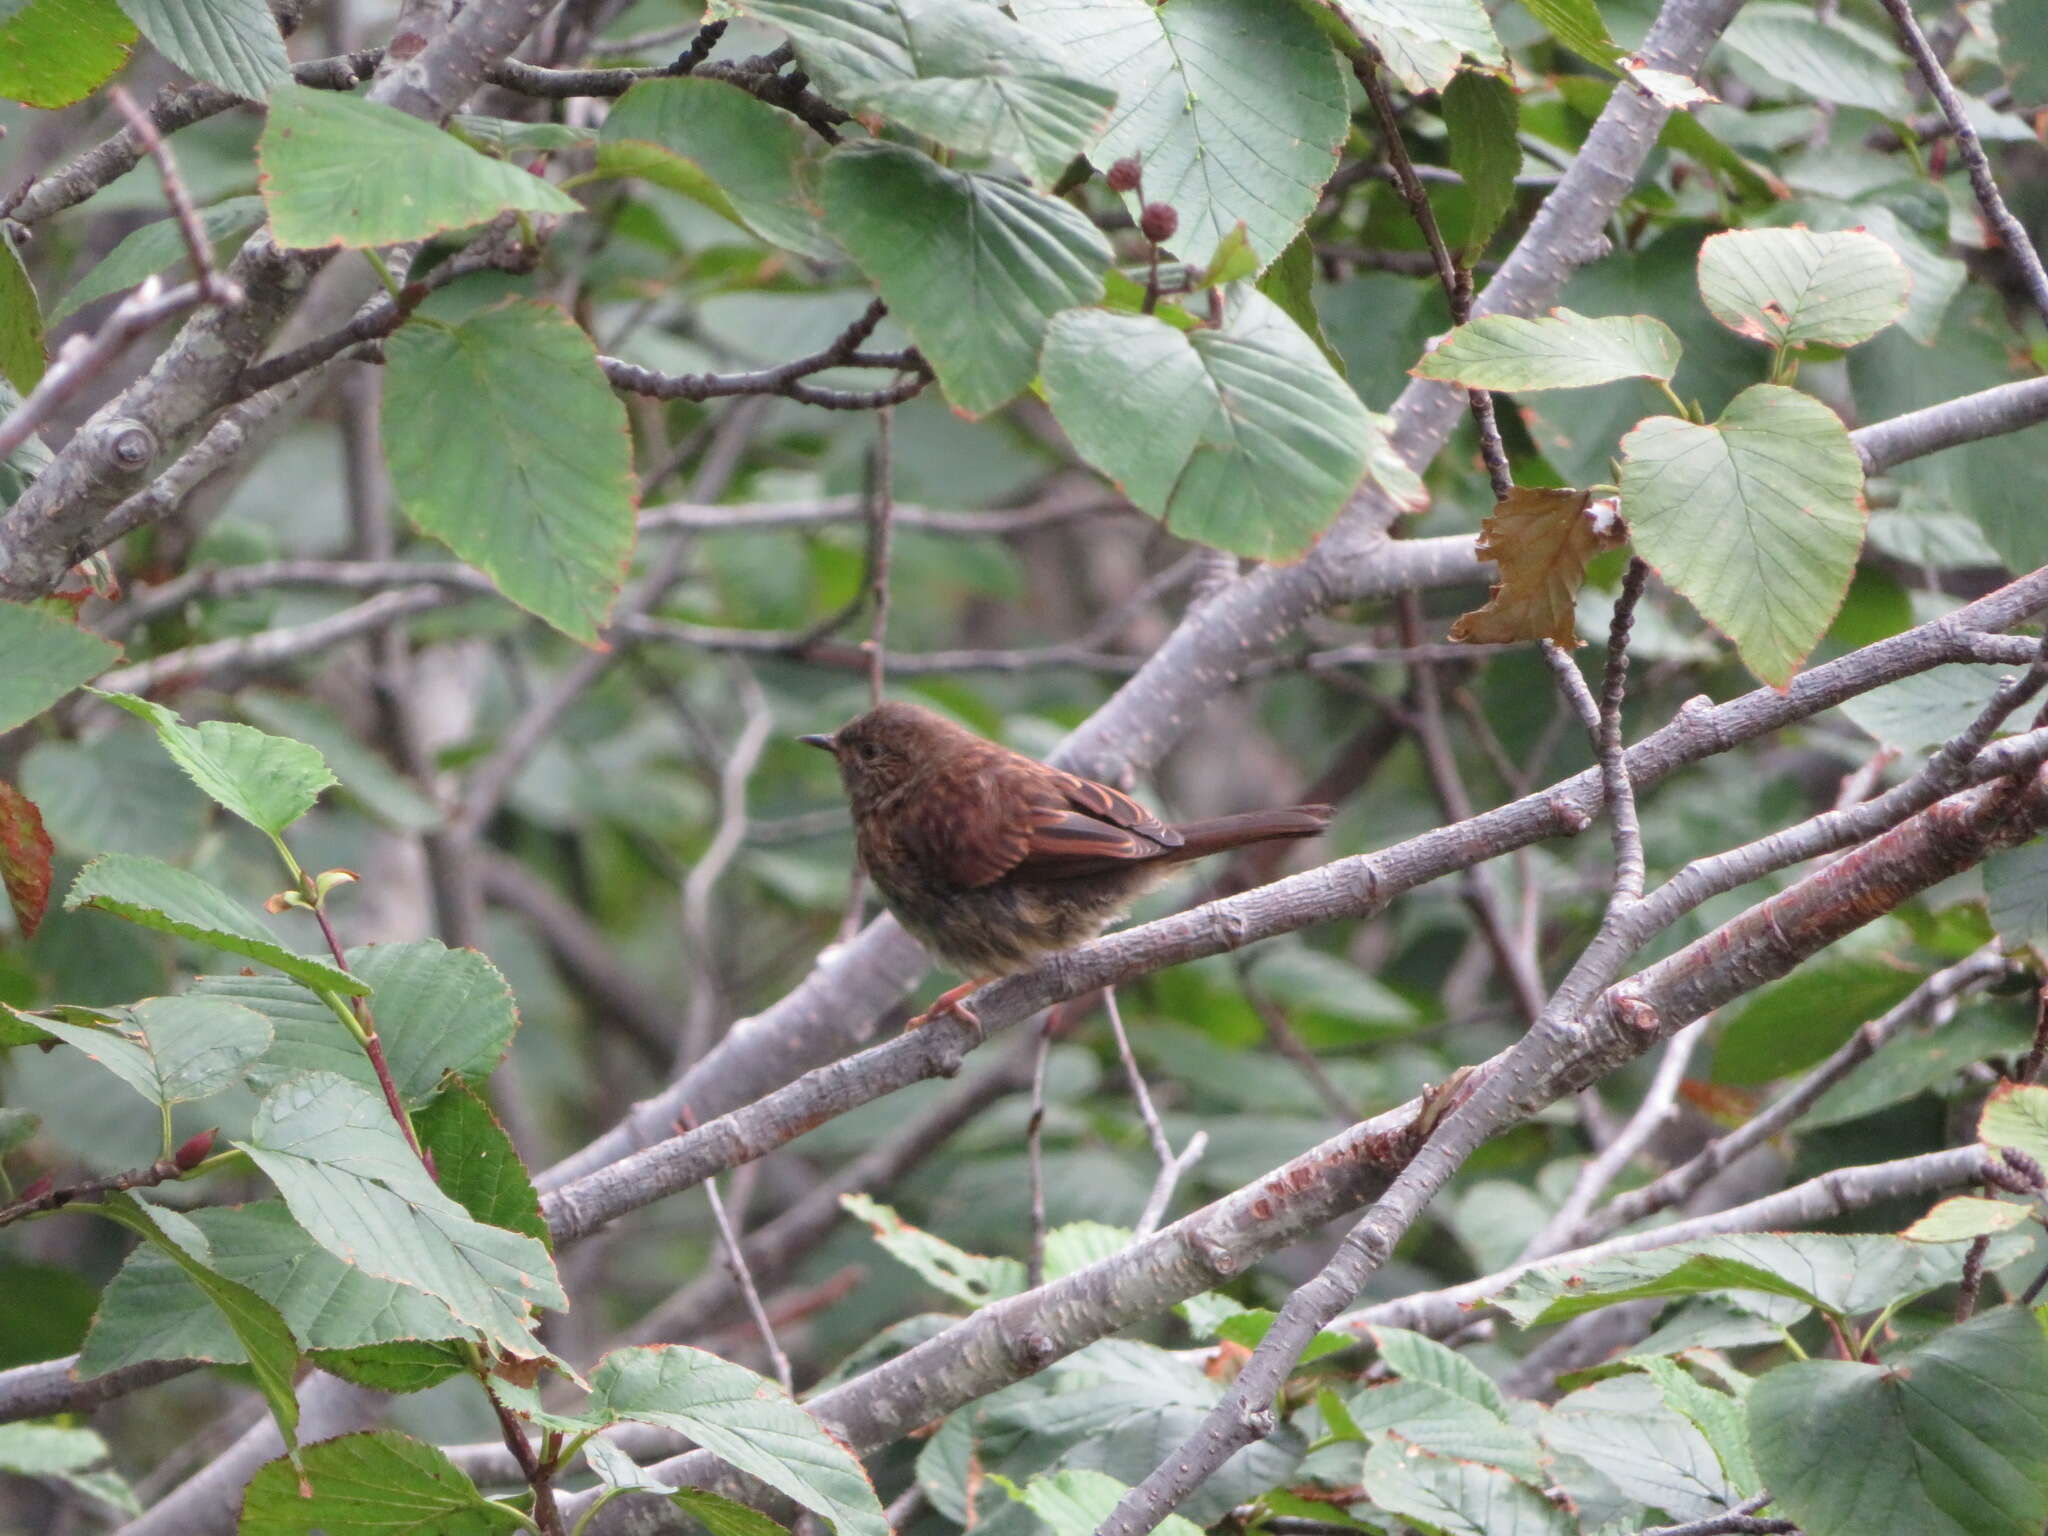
[921,754,1178,889]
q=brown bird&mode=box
[802,701,1332,1027]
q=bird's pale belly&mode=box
[871,865,1172,977]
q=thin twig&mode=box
[1239,962,1359,1124]
[679,666,775,1068]
[1638,1495,1797,1536]
[1521,1025,1699,1258]
[1596,558,1653,905]
[681,1107,794,1394]
[2020,976,2048,1085]
[1104,988,1203,1236]
[1398,594,1548,1024]
[0,279,213,463]
[106,86,237,306]
[864,409,895,710]
[1878,0,2048,325]
[1026,1020,1054,1288]
[1353,50,1512,498]
[0,1151,191,1228]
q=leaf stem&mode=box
[362,247,403,302]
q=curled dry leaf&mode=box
[1450,488,1629,648]
[0,778,53,940]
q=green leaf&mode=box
[65,854,367,993]
[0,602,118,735]
[1360,1438,1573,1536]
[1216,1310,1354,1368]
[819,143,1108,417]
[236,691,440,832]
[733,0,1115,186]
[95,689,336,837]
[36,994,270,1108]
[1824,205,1964,349]
[312,1339,468,1393]
[1542,1373,1734,1519]
[1256,235,1347,377]
[240,1430,526,1535]
[0,1421,136,1515]
[0,1107,39,1156]
[1040,291,1378,560]
[674,1486,793,1536]
[116,0,287,100]
[0,1422,114,1475]
[1979,1082,2048,1165]
[1414,307,1681,390]
[1839,663,2013,756]
[1986,843,2048,966]
[0,0,135,108]
[1517,0,1622,68]
[0,1002,55,1047]
[1631,1356,1761,1498]
[1443,73,1522,260]
[1850,292,2048,572]
[198,938,517,1107]
[1619,383,1865,687]
[590,1345,890,1536]
[1327,0,1506,92]
[1014,0,1347,268]
[1698,228,1911,351]
[0,227,42,392]
[1041,1221,1131,1282]
[50,195,266,325]
[1348,1380,1547,1484]
[1371,1326,1512,1419]
[382,295,636,643]
[839,1192,1025,1306]
[1202,224,1258,289]
[1806,1008,2034,1128]
[21,733,204,862]
[1997,0,2048,105]
[1011,1470,1204,1536]
[238,1072,563,1358]
[1721,3,1910,115]
[594,77,833,260]
[258,82,579,250]
[80,1201,466,1372]
[1749,1307,2048,1536]
[1493,1233,1935,1326]
[1712,953,1917,1085]
[416,1080,547,1245]
[97,1194,301,1465]
[1900,1196,2034,1243]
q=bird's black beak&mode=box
[798,733,836,753]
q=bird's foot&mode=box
[906,978,989,1035]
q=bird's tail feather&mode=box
[1162,805,1332,862]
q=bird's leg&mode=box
[906,977,991,1032]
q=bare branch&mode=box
[94,586,452,695]
[538,561,2048,1197]
[1572,947,2010,1245]
[1879,0,2048,324]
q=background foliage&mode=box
[2,0,2048,1533]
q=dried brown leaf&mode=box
[0,779,52,940]
[1450,487,1627,648]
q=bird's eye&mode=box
[858,741,882,762]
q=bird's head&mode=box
[801,700,959,811]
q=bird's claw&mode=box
[906,980,987,1039]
